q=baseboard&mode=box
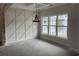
[39,38,69,48]
[68,47,79,53]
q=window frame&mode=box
[49,16,57,36]
[41,16,49,35]
[41,13,68,39]
[57,14,68,38]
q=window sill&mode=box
[41,34,68,40]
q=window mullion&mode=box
[48,17,49,35]
[56,15,58,36]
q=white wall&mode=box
[5,7,38,44]
[39,5,79,52]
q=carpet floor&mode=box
[0,39,78,56]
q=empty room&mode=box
[0,3,79,56]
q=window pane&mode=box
[58,27,67,38]
[49,16,56,25]
[42,26,48,34]
[58,14,68,26]
[42,17,48,25]
[49,26,56,36]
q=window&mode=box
[41,14,68,39]
[49,16,57,36]
[41,17,48,34]
[57,14,68,38]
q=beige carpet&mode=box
[0,39,77,56]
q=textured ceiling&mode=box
[0,3,5,12]
[0,3,78,12]
[10,3,71,11]
[0,3,12,12]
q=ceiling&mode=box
[0,3,5,12]
[0,3,78,12]
[10,3,74,11]
[0,3,12,12]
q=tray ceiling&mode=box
[10,3,78,11]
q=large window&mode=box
[41,14,68,39]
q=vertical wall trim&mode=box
[56,16,58,36]
[24,10,26,40]
[15,9,17,40]
[32,22,33,38]
[48,16,49,34]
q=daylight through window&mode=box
[41,14,68,39]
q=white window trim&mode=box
[41,13,68,39]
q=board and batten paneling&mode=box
[5,7,38,44]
